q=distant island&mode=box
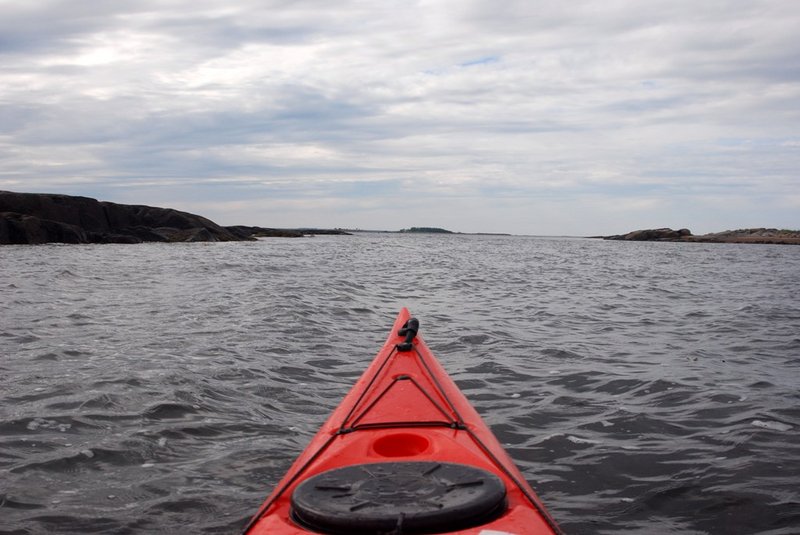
[399,227,453,234]
[350,227,511,236]
[599,227,800,245]
[0,191,348,245]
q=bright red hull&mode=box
[243,308,561,534]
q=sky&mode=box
[1,0,798,235]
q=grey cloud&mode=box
[0,1,144,56]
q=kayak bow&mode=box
[243,308,561,534]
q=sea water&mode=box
[1,233,798,534]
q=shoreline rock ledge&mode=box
[601,227,800,245]
[0,190,253,244]
[604,228,692,241]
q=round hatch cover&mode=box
[290,461,507,534]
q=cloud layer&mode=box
[2,0,798,234]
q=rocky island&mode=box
[602,227,800,245]
[0,191,348,245]
[399,227,453,234]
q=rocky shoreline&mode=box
[601,227,800,245]
[3,191,795,246]
[0,191,348,245]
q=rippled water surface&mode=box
[2,234,799,534]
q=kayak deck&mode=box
[243,309,561,534]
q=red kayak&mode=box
[243,309,562,534]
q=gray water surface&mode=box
[2,234,799,534]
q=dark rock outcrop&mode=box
[603,228,693,241]
[0,212,87,244]
[399,227,454,234]
[226,225,305,238]
[227,225,351,238]
[0,191,251,245]
[600,227,800,244]
[690,228,800,245]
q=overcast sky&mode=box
[1,0,798,235]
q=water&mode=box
[1,234,798,534]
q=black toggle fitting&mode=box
[396,318,419,352]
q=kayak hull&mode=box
[243,308,561,534]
